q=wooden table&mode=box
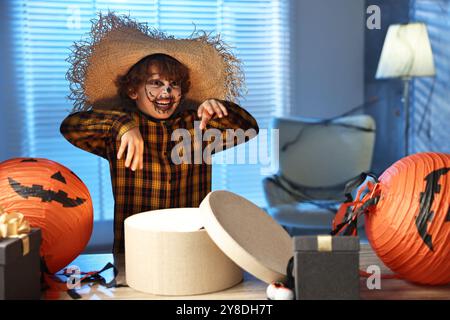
[51,244,450,300]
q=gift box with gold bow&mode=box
[0,208,41,300]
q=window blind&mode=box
[410,0,450,153]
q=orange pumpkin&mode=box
[333,152,450,285]
[0,158,93,274]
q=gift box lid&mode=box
[0,228,41,265]
[294,235,360,252]
[199,190,293,284]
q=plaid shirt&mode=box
[60,100,259,253]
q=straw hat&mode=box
[66,12,245,111]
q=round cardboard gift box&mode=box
[124,190,293,296]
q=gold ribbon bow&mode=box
[0,207,31,255]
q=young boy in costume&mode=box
[61,12,259,253]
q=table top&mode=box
[50,244,450,300]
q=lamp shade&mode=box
[376,23,435,79]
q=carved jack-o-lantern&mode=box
[0,158,93,273]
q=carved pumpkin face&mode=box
[0,158,93,274]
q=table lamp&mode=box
[375,22,435,155]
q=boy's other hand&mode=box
[197,99,228,130]
[117,127,144,171]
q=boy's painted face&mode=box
[130,65,182,119]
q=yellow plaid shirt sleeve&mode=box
[206,100,259,152]
[60,109,138,159]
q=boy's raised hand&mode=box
[198,99,228,130]
[117,127,144,171]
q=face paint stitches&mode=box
[145,74,182,115]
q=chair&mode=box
[263,114,376,237]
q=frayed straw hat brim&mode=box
[66,12,245,111]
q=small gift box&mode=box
[0,209,42,300]
[294,235,360,300]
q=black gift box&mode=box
[294,235,360,300]
[0,228,42,300]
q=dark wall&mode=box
[289,0,365,119]
[290,0,411,175]
[364,0,410,175]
